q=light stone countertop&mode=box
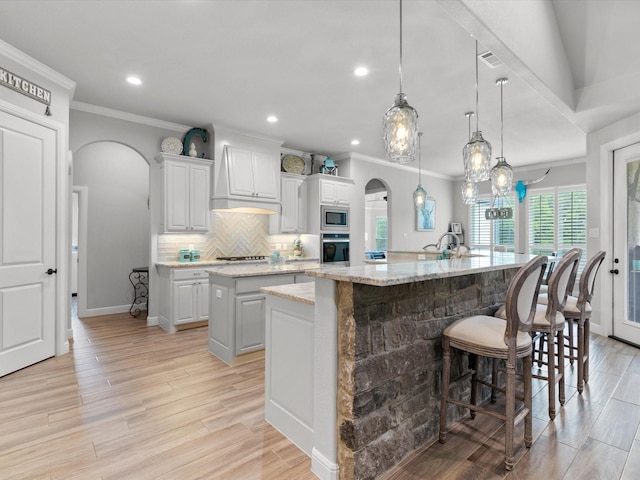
[261,282,315,305]
[306,253,552,287]
[156,257,318,269]
[206,262,321,278]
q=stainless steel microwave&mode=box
[321,205,349,231]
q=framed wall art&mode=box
[450,222,462,234]
[416,198,436,231]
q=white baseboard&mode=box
[146,315,159,327]
[311,448,339,480]
[82,304,140,317]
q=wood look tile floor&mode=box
[1,309,639,479]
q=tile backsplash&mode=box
[158,212,316,262]
[158,212,272,261]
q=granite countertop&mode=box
[261,282,315,305]
[306,253,551,287]
[156,257,318,268]
[206,262,321,278]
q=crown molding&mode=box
[213,123,284,146]
[71,101,192,132]
[451,156,587,181]
[0,39,76,94]
[342,152,455,181]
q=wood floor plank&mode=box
[505,434,577,479]
[540,393,604,449]
[589,398,640,452]
[1,310,639,479]
[612,371,640,406]
[621,439,640,480]
[562,437,627,480]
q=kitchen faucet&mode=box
[423,232,462,258]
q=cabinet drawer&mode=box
[236,274,295,294]
[173,268,208,281]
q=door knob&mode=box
[610,268,619,275]
[46,268,57,275]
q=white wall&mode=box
[452,160,587,252]
[73,142,149,314]
[70,108,191,323]
[336,153,456,265]
[586,111,640,335]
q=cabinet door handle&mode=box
[45,268,57,275]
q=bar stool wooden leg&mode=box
[504,360,516,470]
[547,331,557,419]
[523,354,533,447]
[470,354,478,419]
[558,329,566,407]
[567,320,575,365]
[584,318,591,383]
[577,319,585,394]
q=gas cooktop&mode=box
[216,255,266,261]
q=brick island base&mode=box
[334,269,518,480]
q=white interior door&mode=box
[612,143,640,345]
[0,109,56,377]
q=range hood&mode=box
[211,197,279,215]
[211,144,282,215]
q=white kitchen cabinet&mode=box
[209,272,314,364]
[320,178,351,205]
[225,146,279,199]
[156,153,211,233]
[173,277,209,325]
[157,266,209,333]
[306,174,354,233]
[236,292,266,354]
[272,173,307,233]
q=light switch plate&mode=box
[216,289,222,299]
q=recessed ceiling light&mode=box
[351,139,360,145]
[126,76,142,85]
[354,67,369,77]
[266,115,278,123]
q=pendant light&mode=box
[383,0,419,164]
[461,112,478,205]
[413,132,427,208]
[463,40,492,182]
[491,77,513,196]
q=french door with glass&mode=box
[612,143,640,345]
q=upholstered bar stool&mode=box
[538,251,606,394]
[439,256,547,471]
[496,248,581,419]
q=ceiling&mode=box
[0,0,638,178]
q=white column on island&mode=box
[312,277,339,480]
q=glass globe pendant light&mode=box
[413,132,427,208]
[491,77,513,196]
[463,40,492,181]
[383,0,419,164]
[461,112,478,205]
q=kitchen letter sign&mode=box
[0,66,52,115]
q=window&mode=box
[375,216,387,251]
[527,186,587,270]
[469,195,517,251]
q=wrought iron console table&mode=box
[129,266,149,317]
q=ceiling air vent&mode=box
[478,50,502,69]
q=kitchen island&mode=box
[206,262,319,364]
[292,252,549,480]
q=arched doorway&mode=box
[73,141,149,318]
[365,178,390,255]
